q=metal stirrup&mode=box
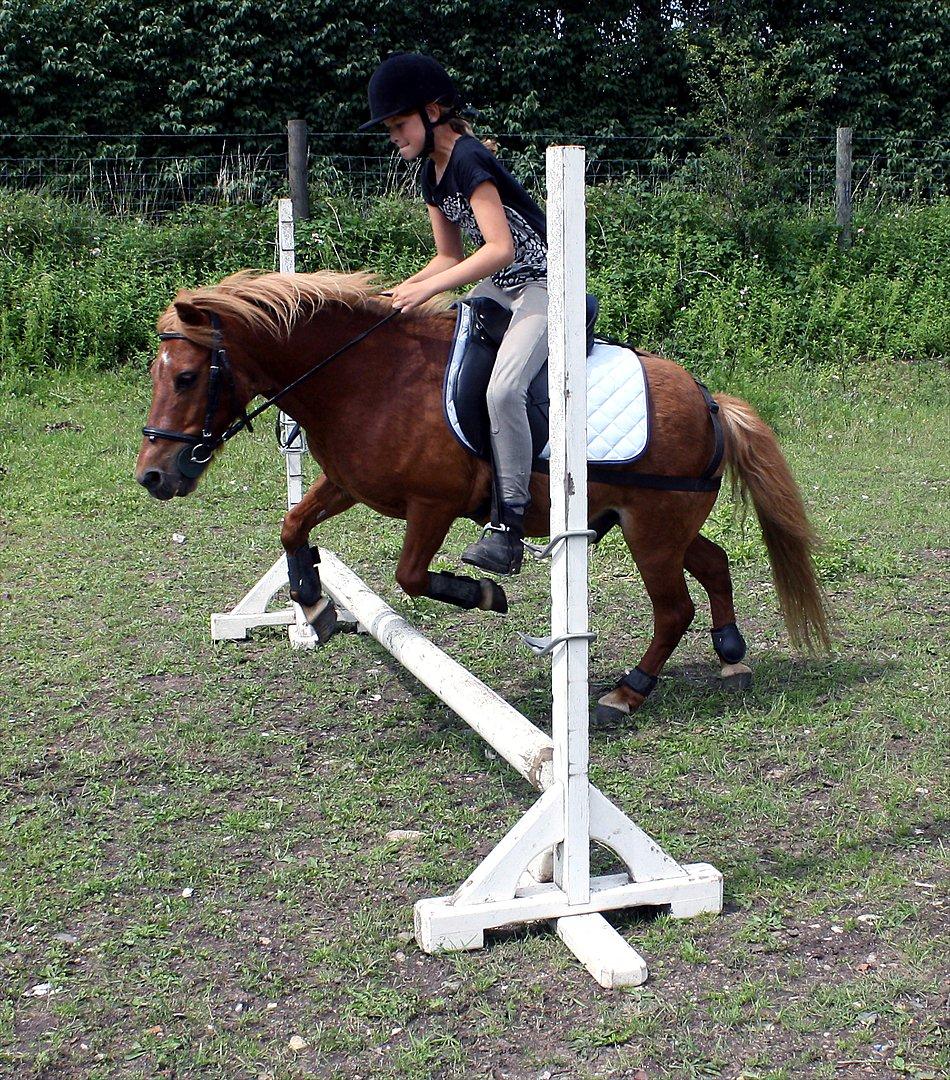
[520,530,599,655]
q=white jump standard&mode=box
[212,156,723,987]
[320,149,720,985]
[317,549,722,985]
[210,199,321,649]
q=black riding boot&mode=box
[461,507,526,576]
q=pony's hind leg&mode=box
[397,500,507,613]
[595,509,698,725]
[684,534,752,690]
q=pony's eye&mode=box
[175,371,199,391]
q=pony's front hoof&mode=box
[302,596,339,644]
[477,578,508,614]
[719,662,753,691]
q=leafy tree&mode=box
[682,31,834,228]
[689,0,949,141]
[0,0,945,186]
[1,2,690,145]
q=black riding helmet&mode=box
[359,52,464,157]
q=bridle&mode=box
[144,312,248,479]
[143,306,400,479]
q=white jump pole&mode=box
[547,145,592,908]
[277,199,307,512]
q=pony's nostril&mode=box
[139,469,162,491]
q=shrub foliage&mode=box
[1,188,946,388]
[1,1,947,148]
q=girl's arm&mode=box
[391,182,515,311]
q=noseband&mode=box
[143,306,400,479]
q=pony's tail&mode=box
[716,394,831,652]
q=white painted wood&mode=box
[415,863,722,953]
[546,145,591,905]
[289,617,320,648]
[211,557,292,640]
[277,199,308,509]
[211,608,295,640]
[276,201,314,645]
[667,882,727,919]
[556,914,648,988]
[210,199,319,648]
[278,197,295,274]
[280,412,306,510]
[588,786,687,882]
[277,199,309,514]
[318,550,556,792]
[451,785,563,906]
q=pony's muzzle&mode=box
[138,468,172,499]
[137,467,188,500]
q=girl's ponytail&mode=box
[442,109,496,155]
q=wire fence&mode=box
[0,131,946,218]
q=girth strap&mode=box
[581,465,722,492]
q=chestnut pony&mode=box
[137,270,829,721]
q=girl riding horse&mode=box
[360,52,548,576]
[137,268,830,722]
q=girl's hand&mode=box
[389,279,436,313]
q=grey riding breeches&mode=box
[467,276,549,511]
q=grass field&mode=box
[0,358,947,1079]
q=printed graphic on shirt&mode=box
[438,194,546,289]
[494,207,547,288]
[422,135,547,290]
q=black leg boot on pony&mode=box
[461,505,526,576]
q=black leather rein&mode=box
[143,307,400,479]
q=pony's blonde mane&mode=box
[157,269,454,344]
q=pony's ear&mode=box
[174,300,205,327]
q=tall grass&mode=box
[0,187,946,388]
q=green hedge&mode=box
[1,188,947,389]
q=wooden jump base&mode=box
[210,156,723,987]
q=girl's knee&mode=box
[486,377,526,418]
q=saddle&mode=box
[443,295,651,466]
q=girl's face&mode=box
[384,106,437,160]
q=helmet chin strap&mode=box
[416,106,454,159]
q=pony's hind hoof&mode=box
[592,688,634,727]
[719,662,753,691]
[478,578,508,614]
[303,596,339,644]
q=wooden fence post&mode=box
[287,118,310,221]
[836,126,853,249]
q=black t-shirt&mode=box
[421,134,547,289]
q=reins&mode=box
[144,306,400,477]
